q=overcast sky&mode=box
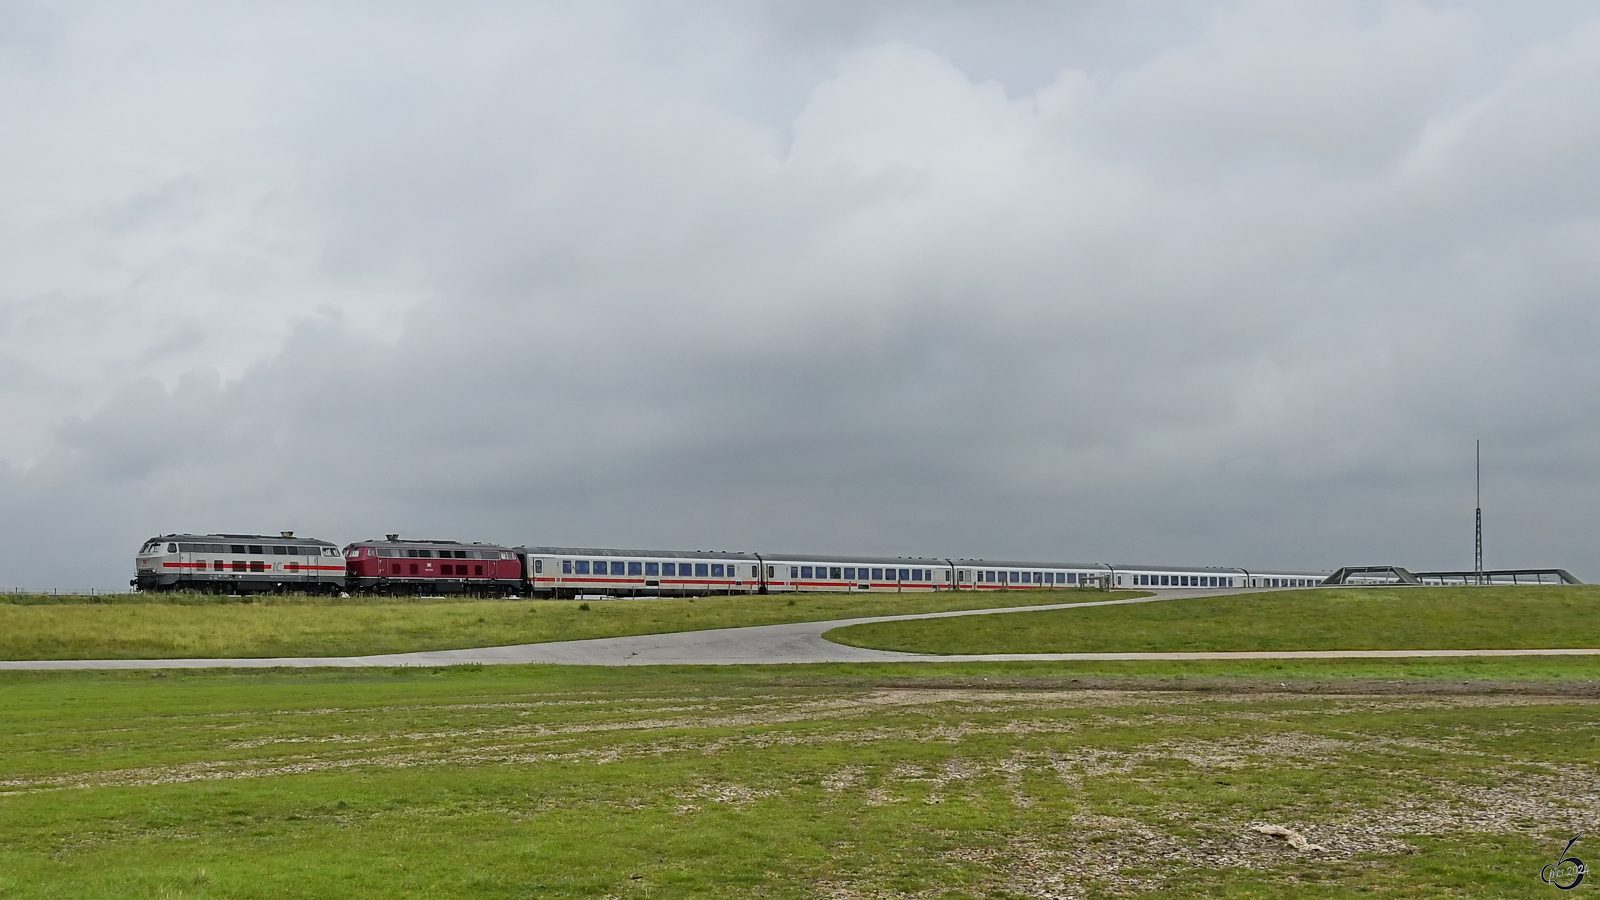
[3,1,1599,590]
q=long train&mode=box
[135,533,1331,595]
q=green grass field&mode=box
[825,586,1600,654]
[1,663,1595,898]
[0,588,1118,660]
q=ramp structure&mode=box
[1321,566,1581,586]
[1321,566,1421,585]
[1413,568,1581,585]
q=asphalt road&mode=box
[3,589,1598,670]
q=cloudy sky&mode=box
[3,0,1599,590]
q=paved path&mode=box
[3,589,1598,670]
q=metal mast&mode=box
[1475,440,1483,585]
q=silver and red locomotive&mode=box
[134,532,345,593]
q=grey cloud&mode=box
[3,1,1600,590]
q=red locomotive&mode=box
[342,534,524,596]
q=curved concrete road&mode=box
[3,589,1598,670]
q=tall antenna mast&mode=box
[1475,440,1483,585]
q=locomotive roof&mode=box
[146,533,337,546]
[349,538,515,551]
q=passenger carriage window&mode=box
[711,564,724,577]
[801,566,813,578]
[250,561,265,572]
[610,561,625,576]
[694,563,708,578]
[767,566,774,578]
[829,567,841,579]
[248,545,263,555]
[646,562,659,576]
[898,569,909,581]
[574,561,589,574]
[232,561,245,571]
[871,568,883,580]
[561,560,572,574]
[662,562,676,576]
[590,560,604,574]
[844,567,856,580]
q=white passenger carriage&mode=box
[950,560,1111,590]
[1110,564,1329,589]
[1237,569,1329,589]
[762,555,953,592]
[522,547,762,597]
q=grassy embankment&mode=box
[0,588,1124,660]
[0,663,1595,898]
[825,585,1600,654]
